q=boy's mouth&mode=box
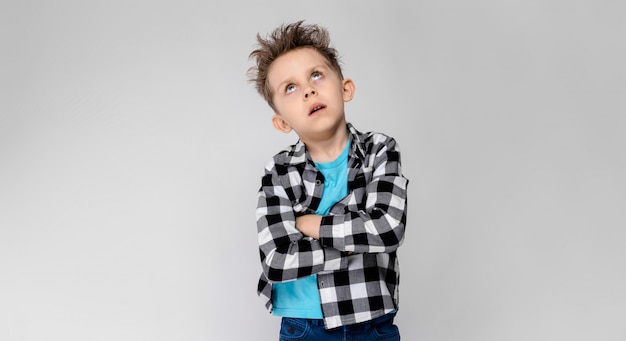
[309,104,326,116]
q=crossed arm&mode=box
[256,136,408,283]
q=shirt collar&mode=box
[281,122,366,166]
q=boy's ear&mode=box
[272,114,293,134]
[342,78,355,102]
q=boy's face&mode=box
[267,47,354,141]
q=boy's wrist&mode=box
[295,214,322,239]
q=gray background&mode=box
[1,1,625,340]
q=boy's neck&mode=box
[303,124,349,163]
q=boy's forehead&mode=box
[268,48,331,81]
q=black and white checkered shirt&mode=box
[256,122,408,329]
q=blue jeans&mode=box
[279,313,400,340]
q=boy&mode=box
[249,21,408,340]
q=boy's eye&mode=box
[311,71,322,81]
[285,84,296,94]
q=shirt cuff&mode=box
[322,247,348,272]
[319,214,346,251]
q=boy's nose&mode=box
[304,89,316,98]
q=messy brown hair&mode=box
[248,21,344,110]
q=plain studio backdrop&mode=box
[1,1,624,340]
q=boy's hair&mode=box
[248,21,344,110]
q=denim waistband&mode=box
[285,312,395,329]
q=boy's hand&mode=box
[295,214,322,239]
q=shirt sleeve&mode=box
[318,135,408,254]
[256,164,349,283]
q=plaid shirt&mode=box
[256,122,408,329]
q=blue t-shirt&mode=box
[271,141,350,318]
